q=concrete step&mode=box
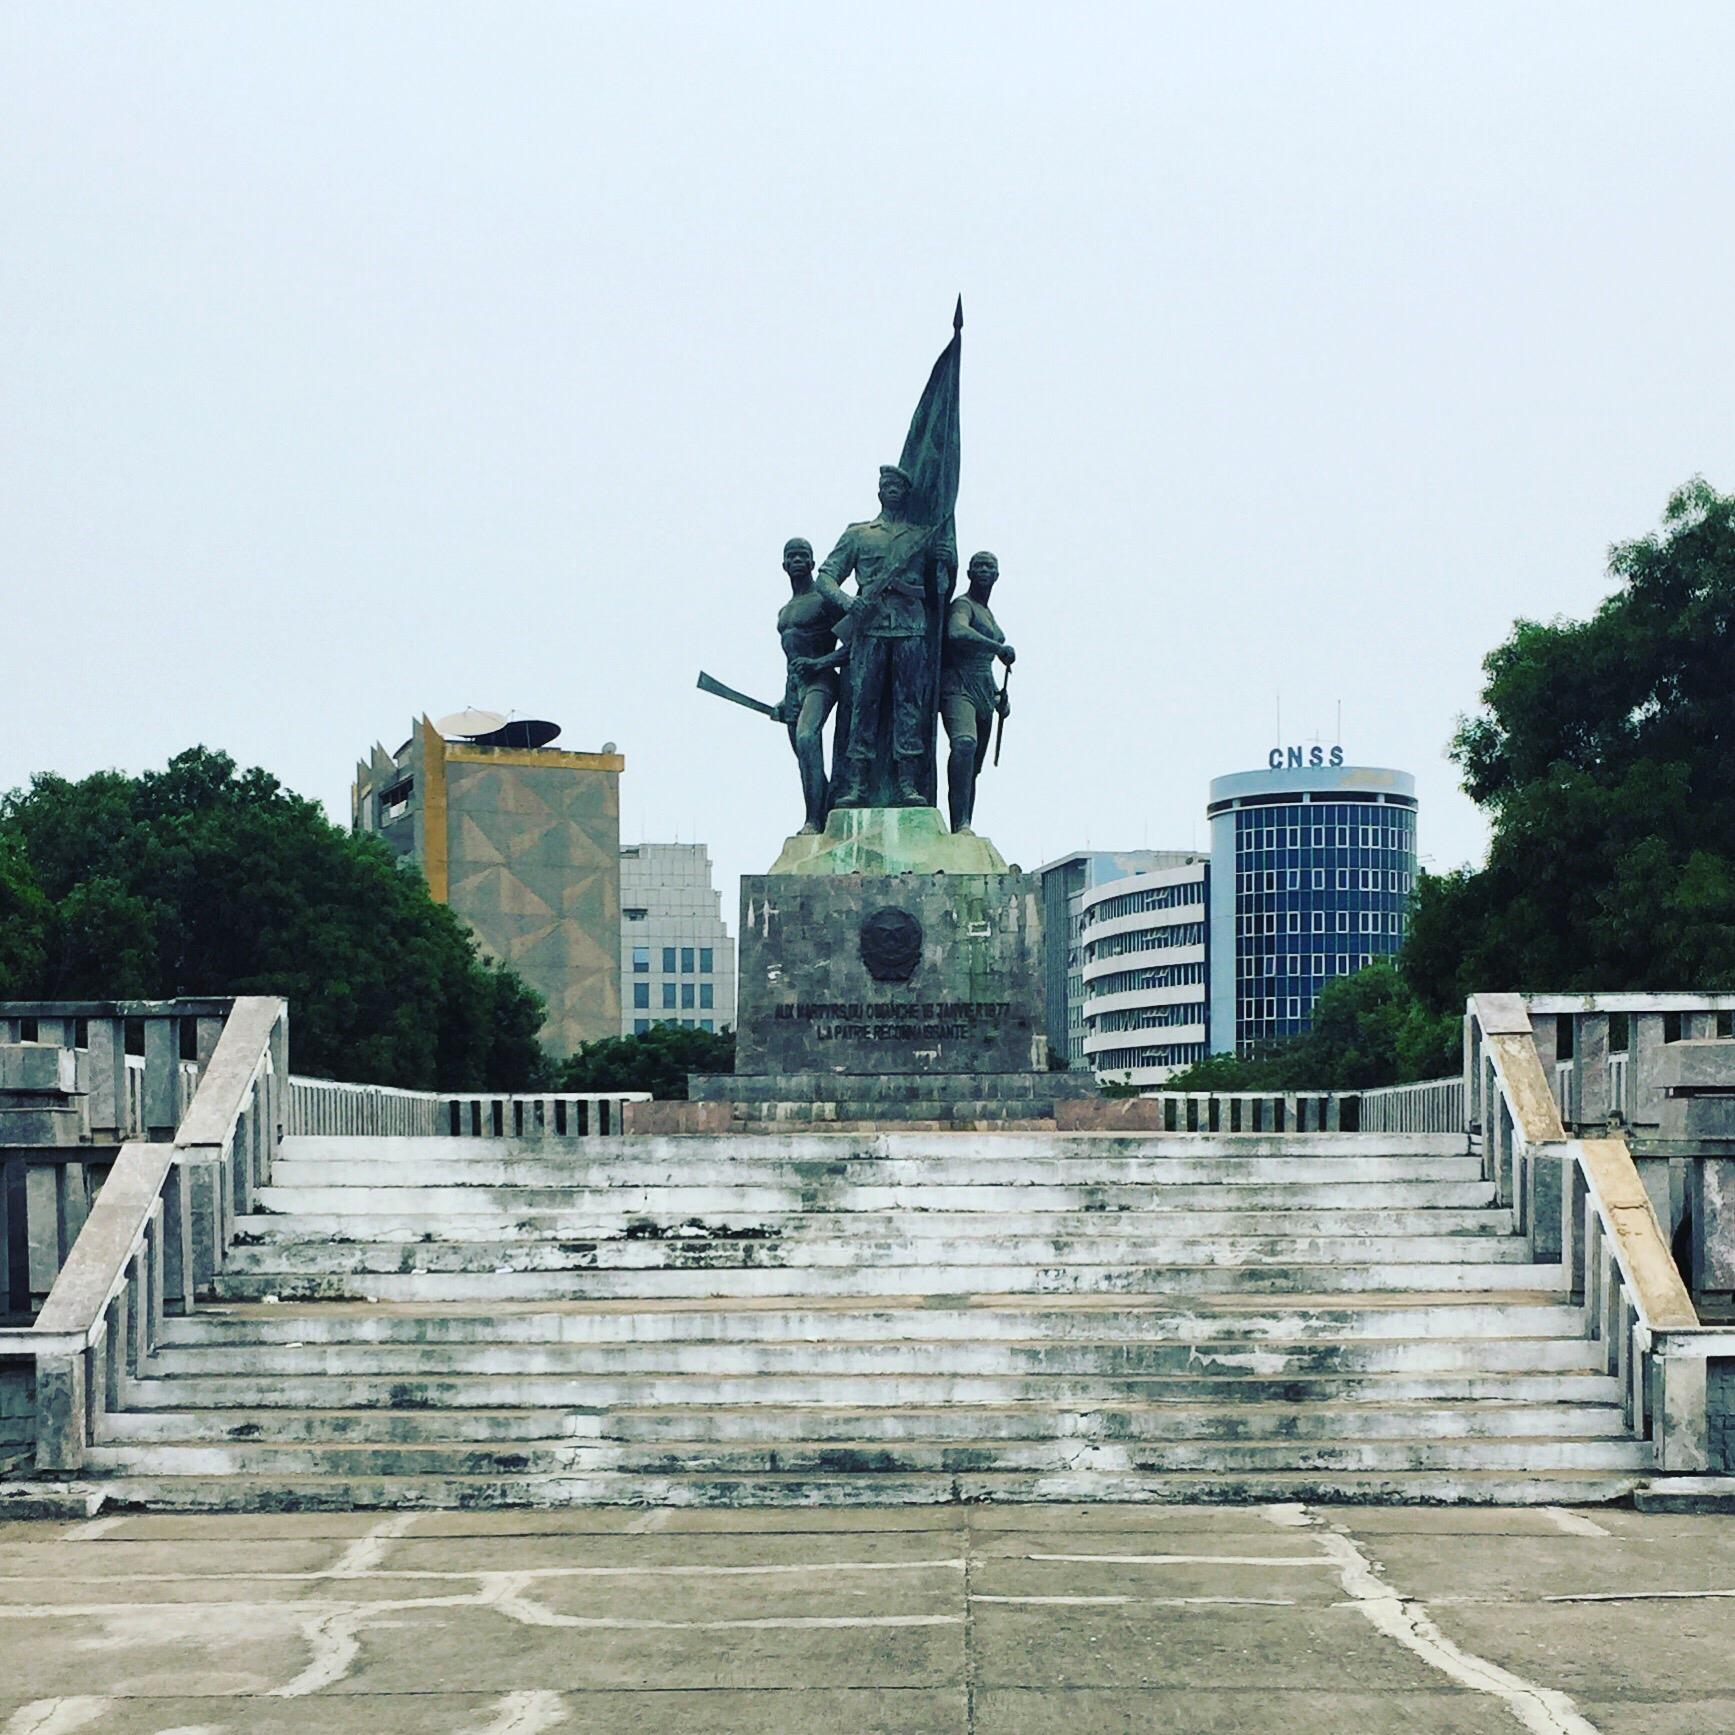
[265,1152,1488,1190]
[78,1434,1654,1479]
[114,1368,1623,1409]
[253,1178,1501,1213]
[279,1132,1474,1163]
[217,1235,1542,1276]
[233,1207,1518,1242]
[75,1466,1646,1510]
[164,1296,1590,1346]
[208,1260,1573,1301]
[142,1335,1608,1380]
[98,1398,1632,1446]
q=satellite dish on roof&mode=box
[470,718,562,750]
[435,708,507,739]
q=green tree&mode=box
[1408,479,1735,1010]
[0,833,49,997]
[0,747,549,1089]
[1164,962,1460,1091]
[557,1023,735,1099]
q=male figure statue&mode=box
[814,464,955,808]
[774,536,844,835]
[940,550,1014,834]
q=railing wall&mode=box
[2,1003,217,1323]
[1466,992,1730,1474]
[1137,1076,1464,1136]
[1357,1075,1465,1134]
[287,1078,650,1139]
[0,997,289,1472]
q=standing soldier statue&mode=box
[774,536,844,835]
[940,550,1014,834]
[814,463,956,809]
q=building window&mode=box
[681,983,695,1009]
[633,983,649,1009]
[700,948,713,973]
[632,945,649,973]
[634,1018,649,1034]
[700,983,713,1009]
[681,947,695,972]
[624,907,647,922]
[662,947,676,972]
[1312,869,1324,889]
[662,983,677,1009]
[681,1019,694,1029]
[701,1019,714,1032]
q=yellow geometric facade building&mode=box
[354,717,624,1055]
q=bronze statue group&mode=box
[776,461,1014,838]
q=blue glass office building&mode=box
[1206,762,1418,1054]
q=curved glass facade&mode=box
[1207,765,1418,1056]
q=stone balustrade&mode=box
[0,996,289,1472]
[288,1078,649,1139]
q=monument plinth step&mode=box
[768,805,1008,875]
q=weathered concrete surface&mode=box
[1,1503,1733,1731]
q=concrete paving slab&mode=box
[322,1602,968,1693]
[974,1686,1524,1733]
[1362,1531,1735,1601]
[1425,1600,1735,1696]
[1578,1696,1735,1733]
[1,1503,1730,1731]
[1312,1503,1598,1535]
[972,1602,1446,1690]
[0,1539,347,1580]
[964,1502,1306,1533]
[380,1526,964,1572]
[0,1690,966,1733]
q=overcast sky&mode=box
[6,4,1735,922]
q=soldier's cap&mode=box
[782,537,813,558]
[878,464,913,488]
[969,550,999,571]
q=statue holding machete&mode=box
[694,299,1018,840]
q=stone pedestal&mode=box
[736,863,1045,1078]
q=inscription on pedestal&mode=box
[737,872,1044,1076]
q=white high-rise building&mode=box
[619,844,736,1036]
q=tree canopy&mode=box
[1164,962,1460,1092]
[0,747,548,1089]
[1407,478,1735,1010]
[557,1023,735,1100]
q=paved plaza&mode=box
[0,1503,1732,1732]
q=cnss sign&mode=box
[1268,745,1345,770]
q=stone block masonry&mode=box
[736,872,1045,1076]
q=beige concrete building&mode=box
[354,717,624,1054]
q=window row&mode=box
[632,1018,716,1033]
[1084,880,1205,925]
[1236,868,1413,895]
[1236,819,1413,853]
[631,946,718,974]
[1084,960,1208,998]
[1093,1041,1209,1071]
[1240,948,1388,979]
[1240,910,1406,936]
[632,982,716,1010]
[1089,1001,1208,1034]
[1083,922,1206,963]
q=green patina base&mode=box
[769,805,1010,877]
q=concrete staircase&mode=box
[79,1131,1651,1507]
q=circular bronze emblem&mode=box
[859,908,923,982]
